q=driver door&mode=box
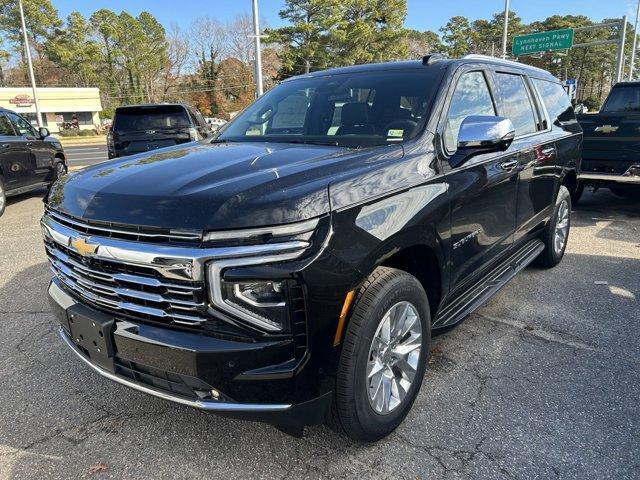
[438,68,519,294]
[6,111,52,184]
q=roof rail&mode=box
[461,54,551,75]
[422,53,447,65]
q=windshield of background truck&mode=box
[218,68,444,148]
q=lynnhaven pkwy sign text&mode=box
[512,28,574,56]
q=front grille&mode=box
[45,207,202,245]
[45,240,210,326]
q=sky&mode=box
[52,0,640,33]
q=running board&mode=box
[433,239,544,329]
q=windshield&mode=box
[114,105,190,132]
[601,86,640,113]
[218,68,444,148]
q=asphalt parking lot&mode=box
[0,188,638,479]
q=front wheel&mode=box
[537,185,571,268]
[53,160,67,181]
[332,267,431,442]
[0,176,6,218]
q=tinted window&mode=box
[601,86,640,112]
[6,111,37,137]
[0,114,16,136]
[113,106,190,132]
[532,78,575,125]
[219,69,444,148]
[495,73,538,136]
[444,71,496,152]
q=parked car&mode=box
[205,117,227,131]
[42,54,581,441]
[576,81,640,200]
[0,107,66,217]
[107,103,213,158]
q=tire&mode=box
[537,185,571,268]
[571,181,584,206]
[0,176,5,218]
[331,267,431,442]
[53,160,67,181]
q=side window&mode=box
[0,114,16,136]
[6,112,37,137]
[532,78,575,125]
[494,73,538,136]
[444,71,496,152]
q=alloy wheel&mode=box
[55,162,66,179]
[366,301,422,415]
[554,199,570,255]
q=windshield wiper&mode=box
[283,139,341,147]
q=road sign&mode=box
[565,78,576,85]
[512,28,574,56]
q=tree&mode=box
[440,16,474,57]
[45,12,100,87]
[405,30,444,58]
[267,0,339,75]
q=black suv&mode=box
[0,107,66,217]
[107,103,213,158]
[42,55,581,441]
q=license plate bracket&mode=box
[67,305,115,372]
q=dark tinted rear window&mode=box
[532,78,575,125]
[114,106,190,131]
[601,86,640,112]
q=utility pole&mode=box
[629,0,640,80]
[18,0,42,127]
[501,0,510,59]
[615,16,628,84]
[251,0,264,97]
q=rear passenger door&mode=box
[439,67,520,292]
[492,70,557,242]
[0,112,31,190]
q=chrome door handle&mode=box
[500,159,519,171]
[541,147,556,156]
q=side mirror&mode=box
[38,127,50,139]
[449,116,515,169]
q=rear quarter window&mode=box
[532,78,575,125]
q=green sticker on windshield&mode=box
[388,129,404,138]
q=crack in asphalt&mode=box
[475,313,640,366]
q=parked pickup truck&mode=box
[42,54,581,441]
[576,81,640,199]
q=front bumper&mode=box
[49,280,331,427]
[579,165,640,184]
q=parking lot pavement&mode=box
[0,188,638,479]
[63,142,108,168]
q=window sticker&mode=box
[387,129,404,138]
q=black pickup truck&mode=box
[42,55,581,441]
[576,81,640,199]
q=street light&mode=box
[251,0,264,97]
[501,0,510,59]
[18,0,42,127]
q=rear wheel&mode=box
[537,185,571,268]
[0,176,5,218]
[332,267,431,442]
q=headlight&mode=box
[220,280,290,331]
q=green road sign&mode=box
[512,28,574,56]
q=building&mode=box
[0,87,102,133]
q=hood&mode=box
[47,141,403,231]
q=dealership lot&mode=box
[0,189,638,479]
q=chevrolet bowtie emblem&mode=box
[594,125,619,133]
[70,237,99,257]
